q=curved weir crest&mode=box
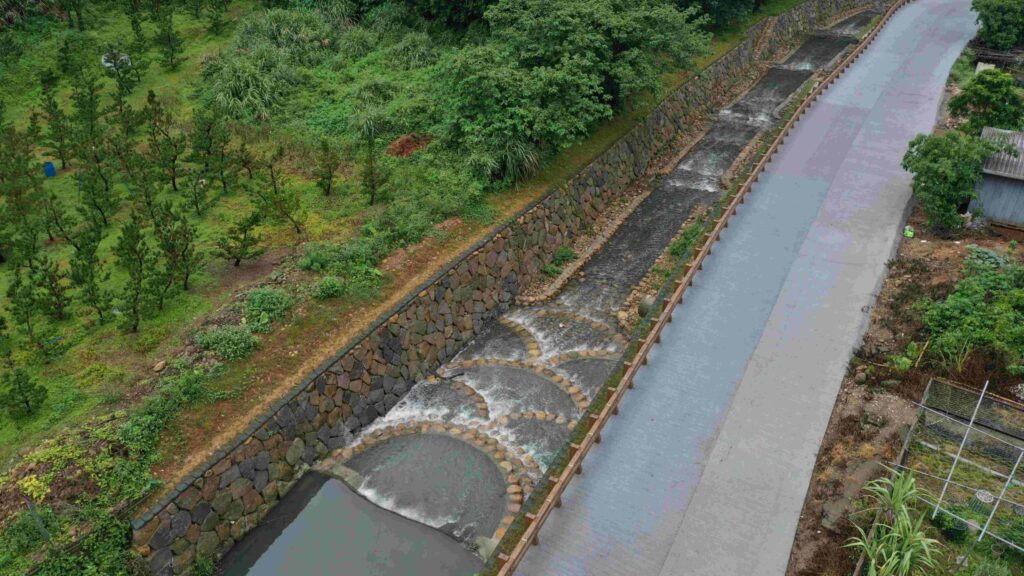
[221,13,877,575]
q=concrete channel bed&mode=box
[518,0,977,574]
[219,9,910,575]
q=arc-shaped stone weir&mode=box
[496,316,543,360]
[441,358,591,412]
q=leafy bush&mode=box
[235,9,339,65]
[200,46,302,122]
[972,0,1024,50]
[438,0,709,182]
[312,276,346,299]
[542,263,562,277]
[552,246,577,267]
[670,218,707,258]
[901,131,1002,232]
[298,243,340,272]
[948,69,1024,135]
[335,26,378,62]
[244,287,294,332]
[921,245,1024,374]
[194,326,260,360]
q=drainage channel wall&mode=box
[131,0,882,572]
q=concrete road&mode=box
[517,1,976,574]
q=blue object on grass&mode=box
[43,162,57,177]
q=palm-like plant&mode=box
[846,471,940,576]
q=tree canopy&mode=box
[949,69,1024,135]
[972,0,1024,50]
[901,131,1002,232]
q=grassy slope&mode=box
[0,0,812,467]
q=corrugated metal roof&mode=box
[981,127,1024,181]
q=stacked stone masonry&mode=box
[131,0,881,573]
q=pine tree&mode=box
[183,167,210,216]
[70,226,112,322]
[114,217,155,332]
[31,256,72,321]
[252,147,305,234]
[70,71,103,147]
[77,170,119,229]
[39,72,72,169]
[207,0,228,34]
[145,91,186,191]
[58,0,86,31]
[154,5,183,71]
[41,193,80,250]
[1,368,47,421]
[214,211,264,266]
[153,203,200,292]
[189,111,232,193]
[234,141,255,179]
[188,0,204,18]
[6,272,41,349]
[125,0,147,49]
[314,139,341,196]
[102,44,143,138]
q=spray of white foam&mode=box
[356,482,460,532]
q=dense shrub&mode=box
[236,9,340,65]
[948,69,1024,135]
[312,275,345,299]
[299,242,348,272]
[901,131,1001,232]
[438,0,709,182]
[921,245,1024,374]
[681,0,756,29]
[194,326,260,360]
[200,46,301,121]
[244,287,294,332]
[972,0,1024,50]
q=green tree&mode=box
[6,272,41,349]
[40,193,79,249]
[32,256,72,321]
[440,0,708,181]
[901,131,1003,233]
[681,0,755,29]
[154,5,183,71]
[57,0,87,30]
[314,139,341,196]
[207,0,229,34]
[214,211,265,266]
[39,71,72,169]
[1,368,47,421]
[189,111,232,193]
[348,82,391,204]
[77,170,119,229]
[234,141,256,179]
[70,226,112,323]
[145,91,187,191]
[125,0,147,49]
[102,44,144,137]
[114,217,155,332]
[153,203,201,291]
[251,147,305,233]
[972,0,1024,50]
[949,69,1024,135]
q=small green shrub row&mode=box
[194,326,261,360]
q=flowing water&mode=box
[222,13,876,575]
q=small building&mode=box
[972,127,1024,229]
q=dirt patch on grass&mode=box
[385,134,432,157]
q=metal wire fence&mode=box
[899,379,1024,560]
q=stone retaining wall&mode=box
[131,0,877,572]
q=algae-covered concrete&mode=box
[517,1,977,574]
